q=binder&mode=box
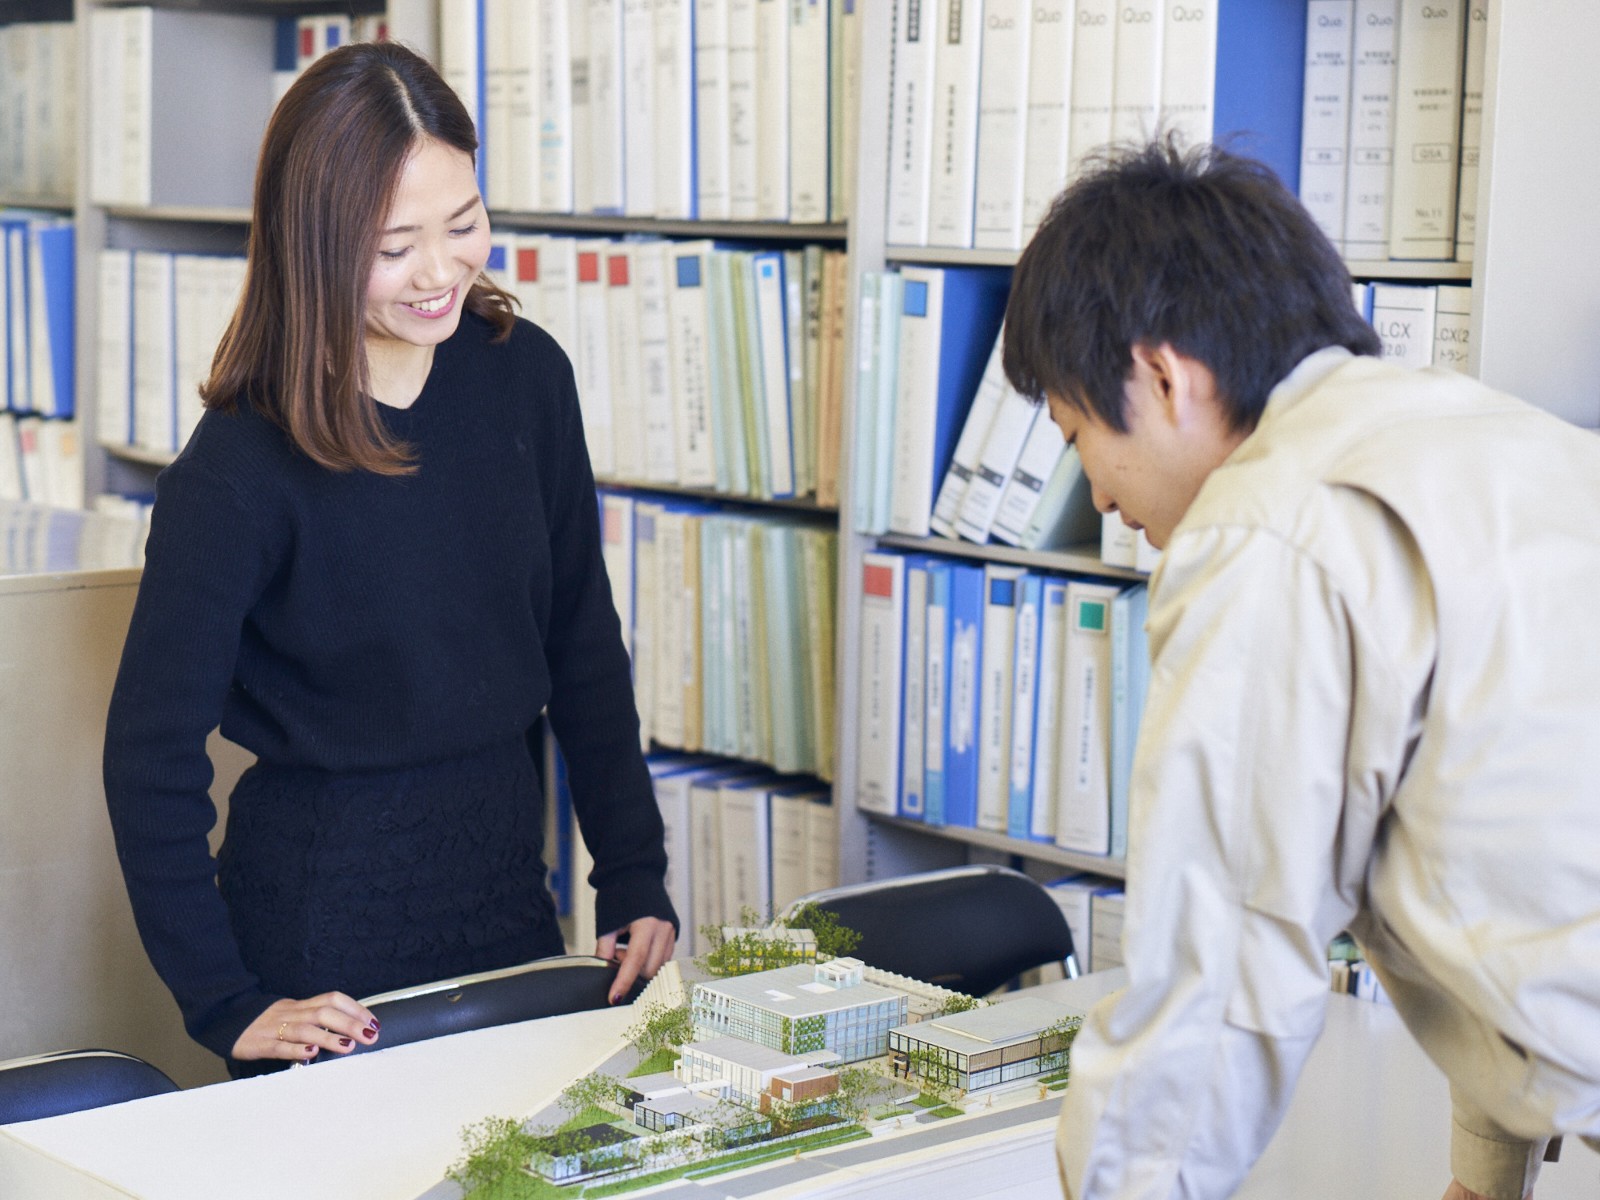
[972,0,1033,250]
[885,0,939,244]
[926,0,983,249]
[1029,579,1071,841]
[96,249,134,447]
[25,221,73,420]
[1299,0,1356,245]
[1005,573,1045,839]
[694,0,732,220]
[633,242,680,483]
[750,251,796,498]
[976,564,1026,832]
[941,561,986,828]
[650,753,720,946]
[1108,583,1149,860]
[1055,578,1126,854]
[604,245,646,480]
[923,560,954,826]
[622,0,659,217]
[666,241,720,488]
[655,0,698,220]
[754,0,791,221]
[1020,0,1078,236]
[888,266,1011,537]
[899,555,935,820]
[931,329,1007,538]
[856,551,907,815]
[573,242,615,475]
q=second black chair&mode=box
[0,1049,180,1125]
[780,864,1080,998]
[336,954,644,1057]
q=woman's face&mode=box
[365,137,491,354]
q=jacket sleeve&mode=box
[1057,521,1417,1198]
[103,458,284,1059]
[538,353,678,942]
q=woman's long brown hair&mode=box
[200,41,516,474]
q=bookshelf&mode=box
[493,214,846,243]
[874,533,1146,583]
[828,0,1600,901]
[17,0,1600,941]
[597,479,839,517]
[889,244,1475,282]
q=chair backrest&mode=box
[780,865,1078,997]
[0,1049,179,1125]
[341,955,640,1056]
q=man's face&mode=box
[1044,347,1246,550]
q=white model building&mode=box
[886,996,1080,1091]
[674,1036,840,1108]
[692,957,910,1062]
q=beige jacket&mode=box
[1057,348,1600,1200]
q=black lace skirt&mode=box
[217,735,565,1007]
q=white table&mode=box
[2,972,1595,1199]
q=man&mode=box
[1002,139,1600,1200]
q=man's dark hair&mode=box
[1002,137,1381,433]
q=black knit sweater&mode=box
[103,313,674,1058]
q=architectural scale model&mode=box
[442,929,1083,1199]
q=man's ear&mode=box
[1128,342,1180,426]
[1131,342,1213,430]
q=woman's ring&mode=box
[276,1022,289,1042]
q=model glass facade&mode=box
[692,958,910,1062]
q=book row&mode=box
[1,212,75,421]
[885,0,1306,253]
[0,21,77,204]
[95,250,247,457]
[0,500,146,578]
[544,730,837,958]
[270,12,392,105]
[1044,874,1126,975]
[1300,0,1488,263]
[444,0,860,223]
[487,235,848,505]
[87,6,278,210]
[1358,281,1472,372]
[601,492,838,781]
[853,265,1141,566]
[656,757,837,958]
[925,320,1103,555]
[855,264,1476,565]
[0,412,84,511]
[857,551,1151,861]
[1328,934,1394,1004]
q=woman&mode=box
[103,41,676,1073]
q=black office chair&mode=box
[335,954,645,1057]
[780,865,1080,997]
[0,1049,180,1124]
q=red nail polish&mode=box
[370,1017,381,1031]
[363,1027,377,1040]
[305,1045,318,1056]
[338,1037,352,1048]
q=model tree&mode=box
[447,1116,542,1193]
[558,1070,624,1121]
[1036,1014,1083,1077]
[785,902,862,959]
[625,1000,694,1060]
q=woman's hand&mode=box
[596,916,677,1004]
[231,992,381,1062]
